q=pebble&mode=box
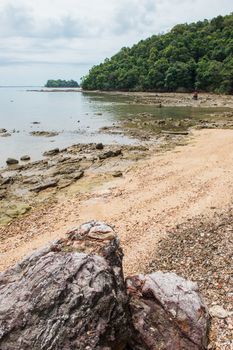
[210,305,231,319]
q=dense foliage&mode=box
[45,79,79,88]
[81,14,233,94]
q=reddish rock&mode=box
[127,272,210,350]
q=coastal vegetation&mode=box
[45,79,79,88]
[81,13,233,94]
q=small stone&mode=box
[96,143,104,150]
[99,149,122,160]
[112,171,123,177]
[43,148,60,156]
[20,155,31,161]
[0,128,7,133]
[6,158,19,165]
[30,131,59,137]
[210,305,230,319]
[0,133,11,137]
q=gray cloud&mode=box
[0,4,96,39]
[105,0,157,36]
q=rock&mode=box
[112,171,123,177]
[71,170,84,180]
[30,179,59,192]
[43,148,60,156]
[127,271,210,350]
[0,177,14,186]
[161,131,189,136]
[4,204,31,219]
[210,305,231,319]
[0,128,7,133]
[0,133,11,137]
[99,149,122,160]
[31,121,40,124]
[30,131,59,137]
[0,221,131,350]
[96,143,104,150]
[6,158,19,165]
[157,119,166,125]
[20,155,31,161]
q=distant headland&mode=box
[45,79,79,88]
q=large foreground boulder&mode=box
[0,221,210,350]
[0,222,131,350]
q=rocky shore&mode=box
[1,94,233,226]
[95,91,233,108]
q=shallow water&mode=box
[0,88,231,167]
[0,88,135,167]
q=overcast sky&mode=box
[0,0,232,85]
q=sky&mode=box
[0,0,232,85]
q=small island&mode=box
[45,79,79,88]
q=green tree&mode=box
[81,13,233,94]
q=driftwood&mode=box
[0,221,210,350]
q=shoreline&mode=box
[2,128,233,270]
[0,128,233,348]
[28,88,233,107]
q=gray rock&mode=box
[0,221,131,350]
[0,133,11,137]
[6,158,19,165]
[99,149,122,160]
[96,143,104,150]
[112,171,123,177]
[71,170,84,180]
[210,305,231,319]
[127,272,210,350]
[30,131,59,137]
[0,177,14,186]
[30,179,59,192]
[0,128,7,133]
[20,155,31,161]
[43,148,60,157]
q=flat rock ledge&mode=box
[0,221,210,350]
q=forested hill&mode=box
[81,14,233,94]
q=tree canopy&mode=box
[81,14,233,94]
[45,80,79,88]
